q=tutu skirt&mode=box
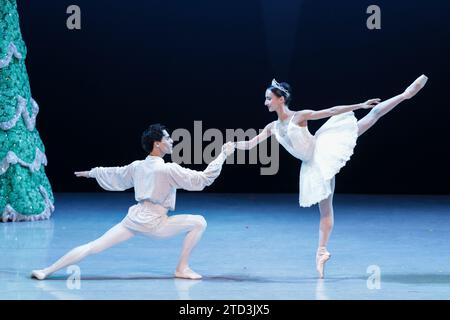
[294,112,358,207]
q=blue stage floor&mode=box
[1,193,450,300]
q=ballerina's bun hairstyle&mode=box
[141,123,168,153]
[268,79,292,106]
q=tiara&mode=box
[271,79,290,97]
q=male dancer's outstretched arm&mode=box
[166,143,233,191]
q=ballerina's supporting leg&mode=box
[32,223,135,280]
[316,177,335,278]
[318,179,335,248]
[358,74,428,136]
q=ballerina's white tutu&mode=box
[273,111,358,207]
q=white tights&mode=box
[39,214,207,278]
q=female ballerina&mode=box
[31,123,235,280]
[235,75,428,278]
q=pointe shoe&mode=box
[402,74,428,99]
[175,267,202,280]
[31,269,47,280]
[316,247,331,279]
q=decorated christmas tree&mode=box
[1,0,54,222]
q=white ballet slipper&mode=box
[316,247,331,279]
[402,74,428,99]
[175,267,202,280]
[31,269,47,280]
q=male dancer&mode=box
[32,123,235,280]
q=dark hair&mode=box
[268,82,292,106]
[141,123,168,153]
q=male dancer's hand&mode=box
[74,171,90,178]
[361,98,381,109]
[222,142,236,156]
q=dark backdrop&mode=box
[17,0,450,194]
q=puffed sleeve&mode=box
[89,163,135,191]
[166,151,227,191]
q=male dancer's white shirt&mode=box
[88,152,227,210]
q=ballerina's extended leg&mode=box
[358,74,428,136]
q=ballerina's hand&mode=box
[74,171,90,178]
[222,142,236,156]
[361,98,381,109]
